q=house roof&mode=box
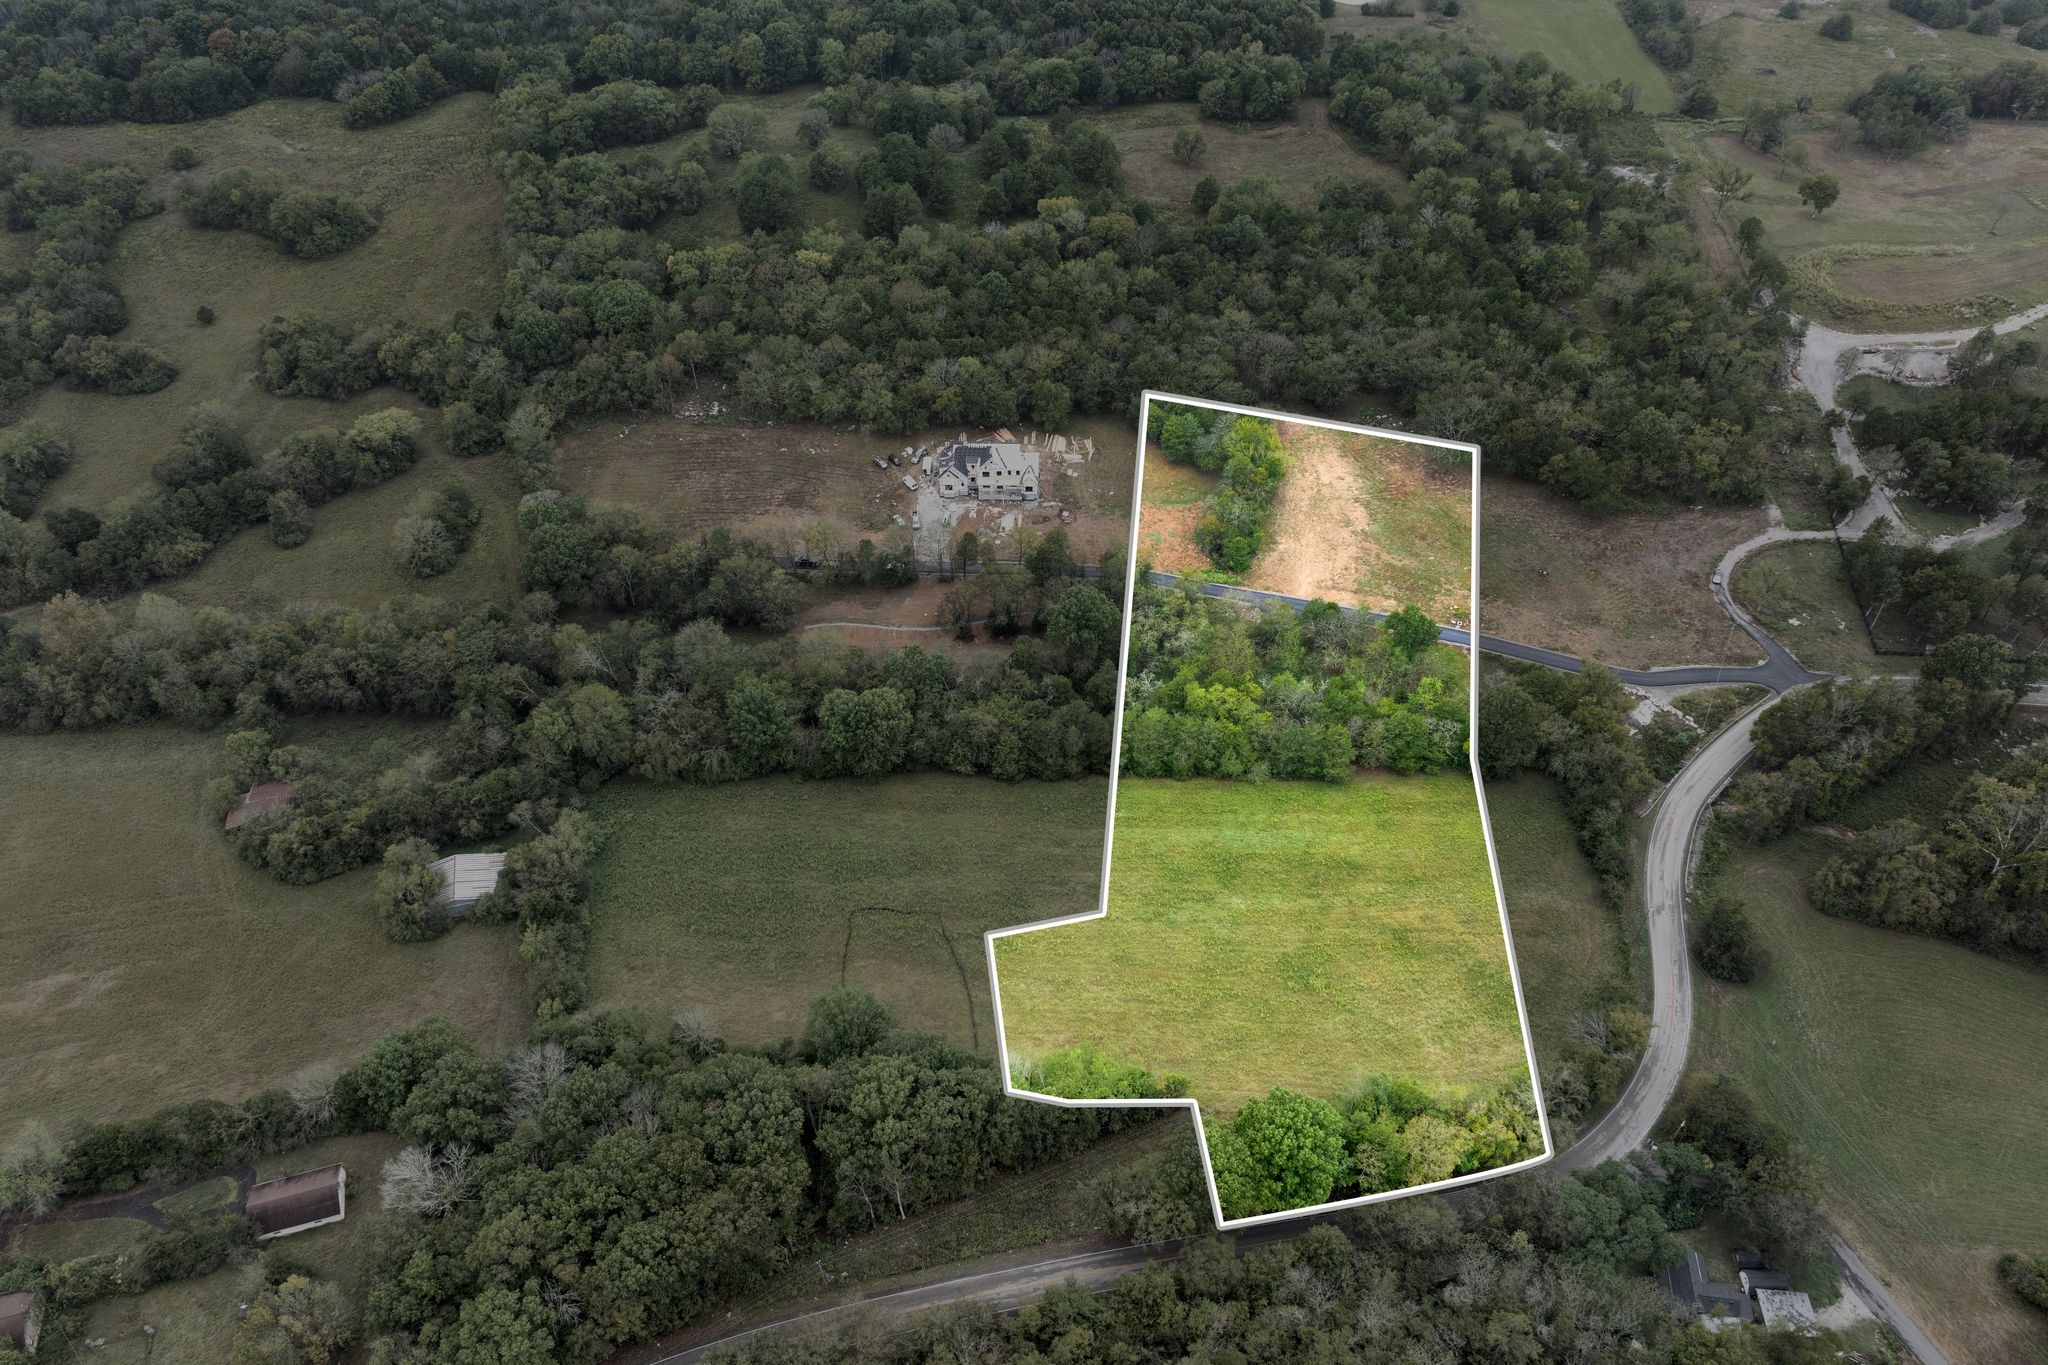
[429,852,506,908]
[247,1163,345,1235]
[224,781,294,830]
[938,440,1039,480]
[1756,1288,1818,1329]
[1741,1268,1793,1293]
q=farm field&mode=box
[1693,833,2048,1365]
[583,774,1109,1050]
[1091,98,1405,209]
[1674,122,2048,327]
[1479,474,1765,667]
[8,95,502,514]
[1457,0,1678,112]
[1733,539,1891,674]
[0,729,527,1147]
[993,775,1530,1117]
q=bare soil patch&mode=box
[1479,476,1766,667]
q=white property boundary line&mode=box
[982,390,1554,1231]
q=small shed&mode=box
[1729,1247,1768,1272]
[1756,1288,1819,1332]
[224,781,294,831]
[247,1163,347,1240]
[429,852,506,913]
[0,1290,42,1353]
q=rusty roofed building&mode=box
[224,780,294,831]
[247,1163,347,1240]
[934,440,1040,503]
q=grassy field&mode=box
[1479,474,1765,667]
[1733,538,1892,673]
[1457,0,1678,112]
[994,775,1531,1116]
[1485,774,1627,1091]
[584,775,1109,1051]
[7,95,502,515]
[0,729,527,1147]
[155,437,524,616]
[1673,120,2048,327]
[75,1133,404,1365]
[1694,832,2048,1365]
[1091,98,1405,209]
[1696,0,2048,117]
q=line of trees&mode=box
[1153,404,1294,573]
[1122,583,1470,781]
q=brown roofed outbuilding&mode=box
[246,1163,347,1239]
[224,781,294,831]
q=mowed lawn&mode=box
[994,776,1532,1116]
[1460,0,1676,113]
[1694,835,2048,1365]
[585,775,1110,1051]
[9,94,502,514]
[0,730,528,1147]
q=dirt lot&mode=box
[562,412,1135,563]
[1479,476,1767,667]
[793,579,1010,660]
[1249,423,1471,619]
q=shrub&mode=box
[53,335,177,394]
[167,144,198,170]
[1820,12,1854,36]
[1691,890,1763,982]
[374,836,449,942]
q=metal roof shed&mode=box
[247,1164,347,1240]
[429,852,507,912]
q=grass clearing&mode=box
[1486,774,1626,1089]
[1694,832,2048,1365]
[1091,98,1405,209]
[1672,122,2048,327]
[1457,0,1677,112]
[7,95,502,514]
[1733,538,1891,674]
[12,1216,151,1262]
[1672,683,1772,732]
[154,437,524,615]
[0,728,528,1148]
[585,774,1109,1051]
[153,1175,239,1219]
[1479,474,1765,667]
[994,775,1530,1117]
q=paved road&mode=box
[1830,1234,1952,1365]
[1557,703,1774,1171]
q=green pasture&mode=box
[0,728,527,1147]
[1460,0,1677,112]
[994,775,1531,1117]
[1734,539,1891,674]
[585,774,1110,1050]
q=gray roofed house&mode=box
[247,1164,347,1240]
[0,1290,42,1354]
[430,852,506,914]
[1659,1249,1754,1328]
[934,440,1040,503]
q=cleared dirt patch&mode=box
[1250,423,1470,620]
[1479,476,1766,667]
